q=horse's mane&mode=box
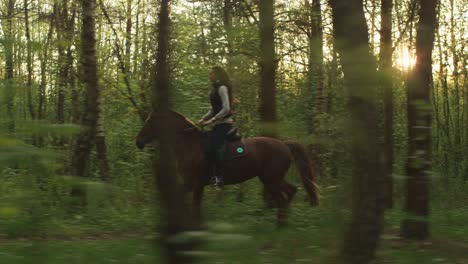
[169,110,201,132]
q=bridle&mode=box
[147,111,204,134]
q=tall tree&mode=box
[3,0,16,132]
[24,0,35,120]
[307,0,325,178]
[258,0,277,136]
[125,0,132,71]
[72,0,110,180]
[56,0,69,123]
[68,4,79,124]
[54,0,77,124]
[449,0,461,177]
[99,0,148,122]
[329,0,385,262]
[223,0,234,58]
[38,7,56,120]
[401,0,438,240]
[152,0,199,263]
[258,0,277,205]
[380,0,394,208]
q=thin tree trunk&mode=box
[24,0,35,120]
[4,0,16,133]
[98,0,148,122]
[133,0,141,74]
[72,0,110,179]
[401,0,438,240]
[223,0,234,58]
[125,0,132,72]
[449,0,461,177]
[259,0,277,136]
[463,51,468,180]
[380,0,394,209]
[56,0,68,124]
[435,13,451,178]
[307,0,325,178]
[95,96,111,181]
[38,7,56,120]
[369,0,377,52]
[329,0,385,262]
[326,45,338,114]
[68,6,79,124]
[441,40,452,152]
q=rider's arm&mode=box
[212,85,231,121]
[201,108,214,121]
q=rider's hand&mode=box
[197,119,212,126]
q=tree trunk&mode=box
[4,0,16,133]
[307,0,325,178]
[152,0,200,263]
[223,0,234,58]
[24,0,35,120]
[72,0,110,180]
[133,0,141,74]
[95,96,111,181]
[329,0,385,263]
[258,0,277,136]
[449,0,461,177]
[401,0,437,240]
[55,0,68,124]
[380,0,394,209]
[99,0,148,122]
[68,6,79,124]
[38,7,56,120]
[435,12,451,178]
[125,0,132,72]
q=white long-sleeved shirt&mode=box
[202,85,233,124]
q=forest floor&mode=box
[0,185,467,263]
[0,224,466,263]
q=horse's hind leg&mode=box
[260,165,291,225]
[282,181,297,204]
[263,182,288,225]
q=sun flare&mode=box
[396,47,416,70]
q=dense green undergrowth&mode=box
[0,173,467,263]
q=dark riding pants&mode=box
[210,123,232,179]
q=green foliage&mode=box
[0,0,467,262]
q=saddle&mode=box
[204,127,247,160]
[224,127,247,160]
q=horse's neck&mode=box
[173,131,205,161]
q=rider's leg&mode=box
[210,123,231,186]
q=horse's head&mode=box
[135,110,198,149]
[136,111,159,149]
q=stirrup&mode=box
[210,176,224,188]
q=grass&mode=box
[0,180,467,263]
[0,239,159,264]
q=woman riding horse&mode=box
[136,109,320,224]
[196,66,234,187]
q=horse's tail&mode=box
[284,141,320,206]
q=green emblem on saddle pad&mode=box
[236,147,244,153]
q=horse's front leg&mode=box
[192,182,205,228]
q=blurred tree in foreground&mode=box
[329,0,385,263]
[401,0,438,240]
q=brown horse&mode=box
[135,110,319,224]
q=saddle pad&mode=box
[225,140,247,160]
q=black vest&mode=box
[210,81,232,119]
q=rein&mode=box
[181,125,204,133]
